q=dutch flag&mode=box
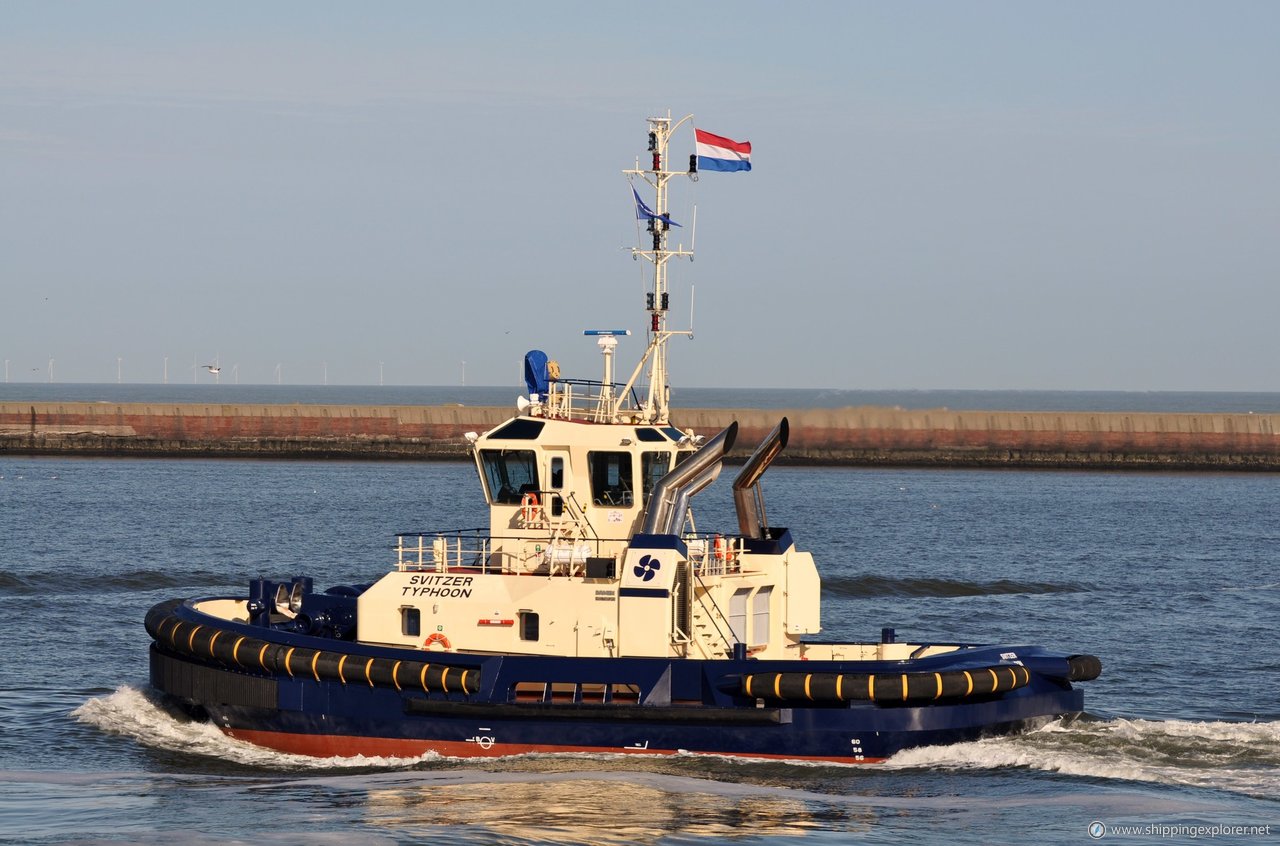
[695,129,752,173]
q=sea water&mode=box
[1,456,1277,844]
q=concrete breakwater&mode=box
[2,402,1279,470]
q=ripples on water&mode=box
[2,458,1278,844]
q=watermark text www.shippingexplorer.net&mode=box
[1089,821,1272,839]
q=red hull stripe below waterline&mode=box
[220,727,883,764]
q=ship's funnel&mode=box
[641,422,737,536]
[732,417,789,539]
[668,462,723,536]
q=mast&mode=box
[618,111,696,425]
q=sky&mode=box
[2,2,1278,391]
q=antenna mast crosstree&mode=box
[616,111,697,425]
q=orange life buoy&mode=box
[423,632,452,651]
[520,492,540,523]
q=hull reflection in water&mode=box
[362,773,842,844]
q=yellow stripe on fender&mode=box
[337,654,349,684]
[459,670,469,693]
[311,651,322,682]
[283,647,296,676]
[232,636,247,666]
[934,673,943,700]
[207,631,222,659]
[963,670,973,696]
[257,643,270,672]
[365,658,375,687]
[391,660,403,691]
[900,675,908,701]
[419,664,430,693]
[868,674,876,702]
[441,668,451,694]
[803,674,813,701]
[988,668,999,691]
[187,625,202,653]
[773,674,782,699]
[835,675,844,701]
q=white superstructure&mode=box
[355,114,824,662]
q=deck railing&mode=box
[395,529,743,577]
[395,529,611,576]
[536,379,645,423]
[684,533,744,577]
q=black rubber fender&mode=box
[742,664,1033,704]
[145,600,480,695]
[1066,654,1103,681]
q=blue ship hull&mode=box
[147,598,1089,763]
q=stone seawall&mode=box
[2,402,1278,470]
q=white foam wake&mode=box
[72,686,437,771]
[74,688,1280,798]
[885,716,1280,797]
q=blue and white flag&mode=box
[631,185,681,227]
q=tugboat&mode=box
[145,113,1101,763]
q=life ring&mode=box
[423,632,452,651]
[520,492,540,523]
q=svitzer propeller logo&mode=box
[633,554,661,582]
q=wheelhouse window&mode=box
[641,451,672,505]
[488,419,546,440]
[480,449,539,504]
[588,451,633,507]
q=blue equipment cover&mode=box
[523,350,550,397]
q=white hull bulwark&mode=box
[142,112,1101,763]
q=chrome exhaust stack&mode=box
[732,417,789,539]
[641,422,738,536]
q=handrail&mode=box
[394,529,610,576]
[692,569,738,659]
[540,378,644,423]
